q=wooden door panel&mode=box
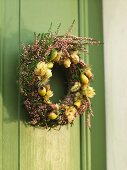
[20,1,80,170]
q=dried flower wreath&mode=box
[19,21,100,129]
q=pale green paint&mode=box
[20,1,80,170]
[0,0,106,170]
[0,0,4,168]
[0,0,20,170]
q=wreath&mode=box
[19,22,100,129]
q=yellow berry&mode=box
[38,87,46,97]
[80,73,89,85]
[54,51,62,62]
[50,49,57,61]
[47,62,54,69]
[64,58,71,68]
[85,69,92,78]
[47,112,58,120]
[71,54,79,64]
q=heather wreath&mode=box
[19,22,100,129]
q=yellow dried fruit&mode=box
[50,49,58,61]
[80,73,89,85]
[64,58,71,68]
[54,50,62,62]
[85,68,93,78]
[71,51,79,64]
[47,112,58,120]
[44,69,52,79]
[47,62,54,69]
[38,87,46,97]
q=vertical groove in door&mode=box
[18,0,21,169]
[0,0,20,169]
[88,1,106,170]
[0,0,4,169]
[83,1,92,170]
[78,0,91,170]
[78,0,86,169]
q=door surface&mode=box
[0,0,106,170]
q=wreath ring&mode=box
[19,23,100,129]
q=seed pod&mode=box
[47,62,54,69]
[47,112,58,120]
[64,58,71,68]
[38,87,46,97]
[85,68,93,78]
[80,73,89,85]
[50,49,58,61]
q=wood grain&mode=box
[0,0,20,170]
[20,0,80,170]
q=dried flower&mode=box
[34,61,47,77]
[67,114,75,123]
[54,50,62,62]
[45,69,52,79]
[85,67,93,79]
[82,86,95,98]
[74,92,83,101]
[63,58,71,68]
[44,90,53,102]
[71,82,81,92]
[65,106,77,123]
[34,61,53,86]
[71,51,79,64]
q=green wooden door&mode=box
[0,0,106,170]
